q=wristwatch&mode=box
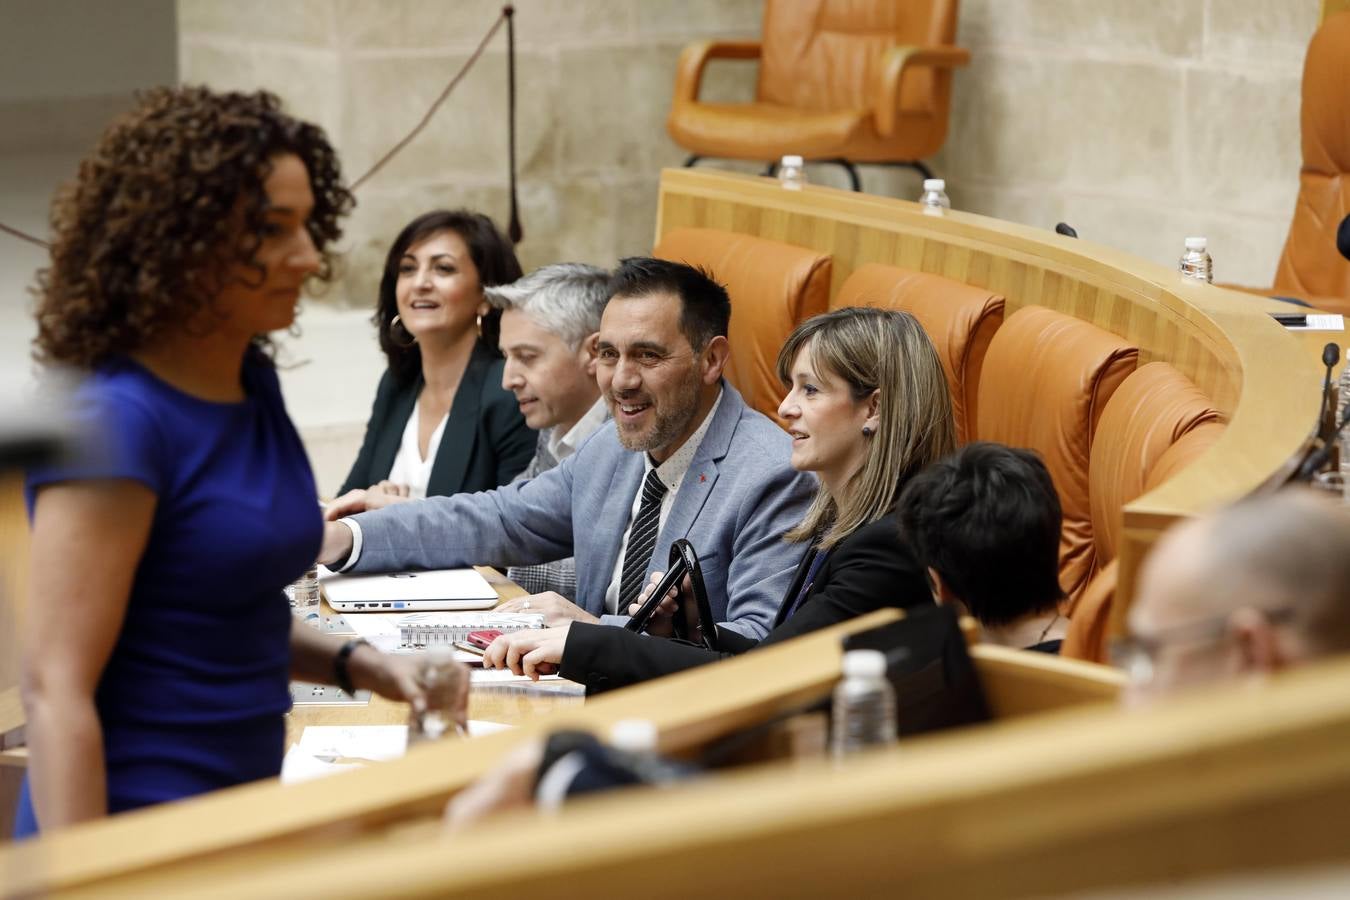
[334,638,370,696]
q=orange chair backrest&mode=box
[1088,363,1224,566]
[758,0,958,114]
[653,227,832,425]
[1274,11,1350,302]
[1063,420,1227,664]
[976,306,1138,602]
[834,263,1004,444]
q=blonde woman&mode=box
[483,306,957,689]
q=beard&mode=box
[611,367,702,454]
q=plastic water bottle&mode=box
[778,155,806,191]
[919,178,951,214]
[407,646,464,748]
[830,649,897,759]
[1179,236,1213,283]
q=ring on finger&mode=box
[522,598,531,609]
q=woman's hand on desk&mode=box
[323,487,411,521]
[349,645,468,725]
[495,591,600,627]
[481,626,571,680]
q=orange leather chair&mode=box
[833,263,1004,444]
[975,306,1139,603]
[666,0,970,189]
[1060,365,1225,664]
[653,227,831,424]
[1231,11,1350,313]
[1063,420,1228,664]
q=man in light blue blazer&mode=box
[320,258,813,639]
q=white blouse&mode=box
[385,398,449,500]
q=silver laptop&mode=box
[318,566,499,612]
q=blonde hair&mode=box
[777,307,956,548]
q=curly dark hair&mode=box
[33,86,354,368]
[376,210,522,387]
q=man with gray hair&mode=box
[485,263,611,598]
[1123,488,1350,702]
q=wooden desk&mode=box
[286,567,577,747]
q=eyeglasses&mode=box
[1111,607,1296,690]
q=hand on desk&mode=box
[495,591,600,627]
[482,626,571,680]
[323,486,411,521]
[349,644,469,726]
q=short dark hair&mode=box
[375,209,523,386]
[897,442,1064,628]
[608,257,730,350]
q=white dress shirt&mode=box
[385,398,448,500]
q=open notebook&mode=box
[318,566,499,612]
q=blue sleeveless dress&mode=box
[13,352,321,838]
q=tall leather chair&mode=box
[833,263,1004,444]
[1059,365,1224,664]
[667,0,970,190]
[1062,419,1227,664]
[1233,11,1350,313]
[975,307,1138,603]
[653,227,832,424]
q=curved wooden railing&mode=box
[654,167,1325,617]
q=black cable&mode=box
[505,5,523,245]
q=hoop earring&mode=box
[862,426,874,437]
[389,314,417,348]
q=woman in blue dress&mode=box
[14,87,465,837]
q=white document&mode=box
[1287,314,1345,331]
[318,566,498,612]
[282,722,516,784]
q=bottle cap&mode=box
[608,718,659,752]
[841,649,888,679]
[781,154,803,167]
[426,645,457,665]
[923,178,945,191]
[1184,236,1208,251]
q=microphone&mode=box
[1054,222,1078,239]
[1297,342,1347,481]
[1319,342,1340,441]
[1337,213,1350,262]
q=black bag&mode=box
[623,539,721,651]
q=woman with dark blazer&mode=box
[332,210,535,508]
[482,307,958,691]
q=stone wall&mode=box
[175,0,1327,492]
[178,0,1322,297]
[178,0,765,309]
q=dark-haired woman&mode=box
[15,88,459,838]
[482,307,957,690]
[330,211,535,514]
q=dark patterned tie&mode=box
[617,469,669,612]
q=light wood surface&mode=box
[0,610,905,897]
[286,567,551,745]
[654,167,1326,628]
[77,653,1350,900]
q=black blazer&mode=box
[559,511,933,693]
[338,341,536,497]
